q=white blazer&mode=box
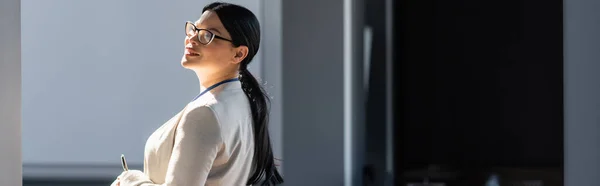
[113,81,255,186]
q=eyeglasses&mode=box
[185,21,232,45]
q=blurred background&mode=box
[1,0,599,185]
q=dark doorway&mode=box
[393,0,564,185]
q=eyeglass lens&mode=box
[185,23,214,44]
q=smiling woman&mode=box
[110,2,283,186]
[21,0,273,181]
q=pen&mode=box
[121,154,129,171]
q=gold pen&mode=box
[121,154,129,171]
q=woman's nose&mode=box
[185,33,200,45]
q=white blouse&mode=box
[113,81,255,186]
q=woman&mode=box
[111,2,283,186]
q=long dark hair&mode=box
[202,2,283,185]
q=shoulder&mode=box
[183,104,218,121]
[185,89,250,127]
[179,105,221,136]
[186,97,221,120]
[175,105,224,149]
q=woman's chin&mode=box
[181,60,194,68]
[181,56,201,68]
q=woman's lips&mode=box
[185,48,200,56]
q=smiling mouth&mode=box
[185,49,200,56]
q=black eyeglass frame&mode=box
[185,21,233,45]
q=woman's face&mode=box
[181,11,237,71]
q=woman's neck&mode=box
[196,70,239,93]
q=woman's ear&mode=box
[232,46,249,64]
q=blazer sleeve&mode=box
[119,106,223,186]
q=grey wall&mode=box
[261,0,284,173]
[564,0,600,185]
[20,0,264,179]
[281,0,365,185]
[0,0,22,185]
[281,0,344,183]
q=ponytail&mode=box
[239,67,284,185]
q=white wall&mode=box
[0,0,22,185]
[21,0,265,178]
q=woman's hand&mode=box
[110,171,125,186]
[110,177,120,186]
[111,170,151,186]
